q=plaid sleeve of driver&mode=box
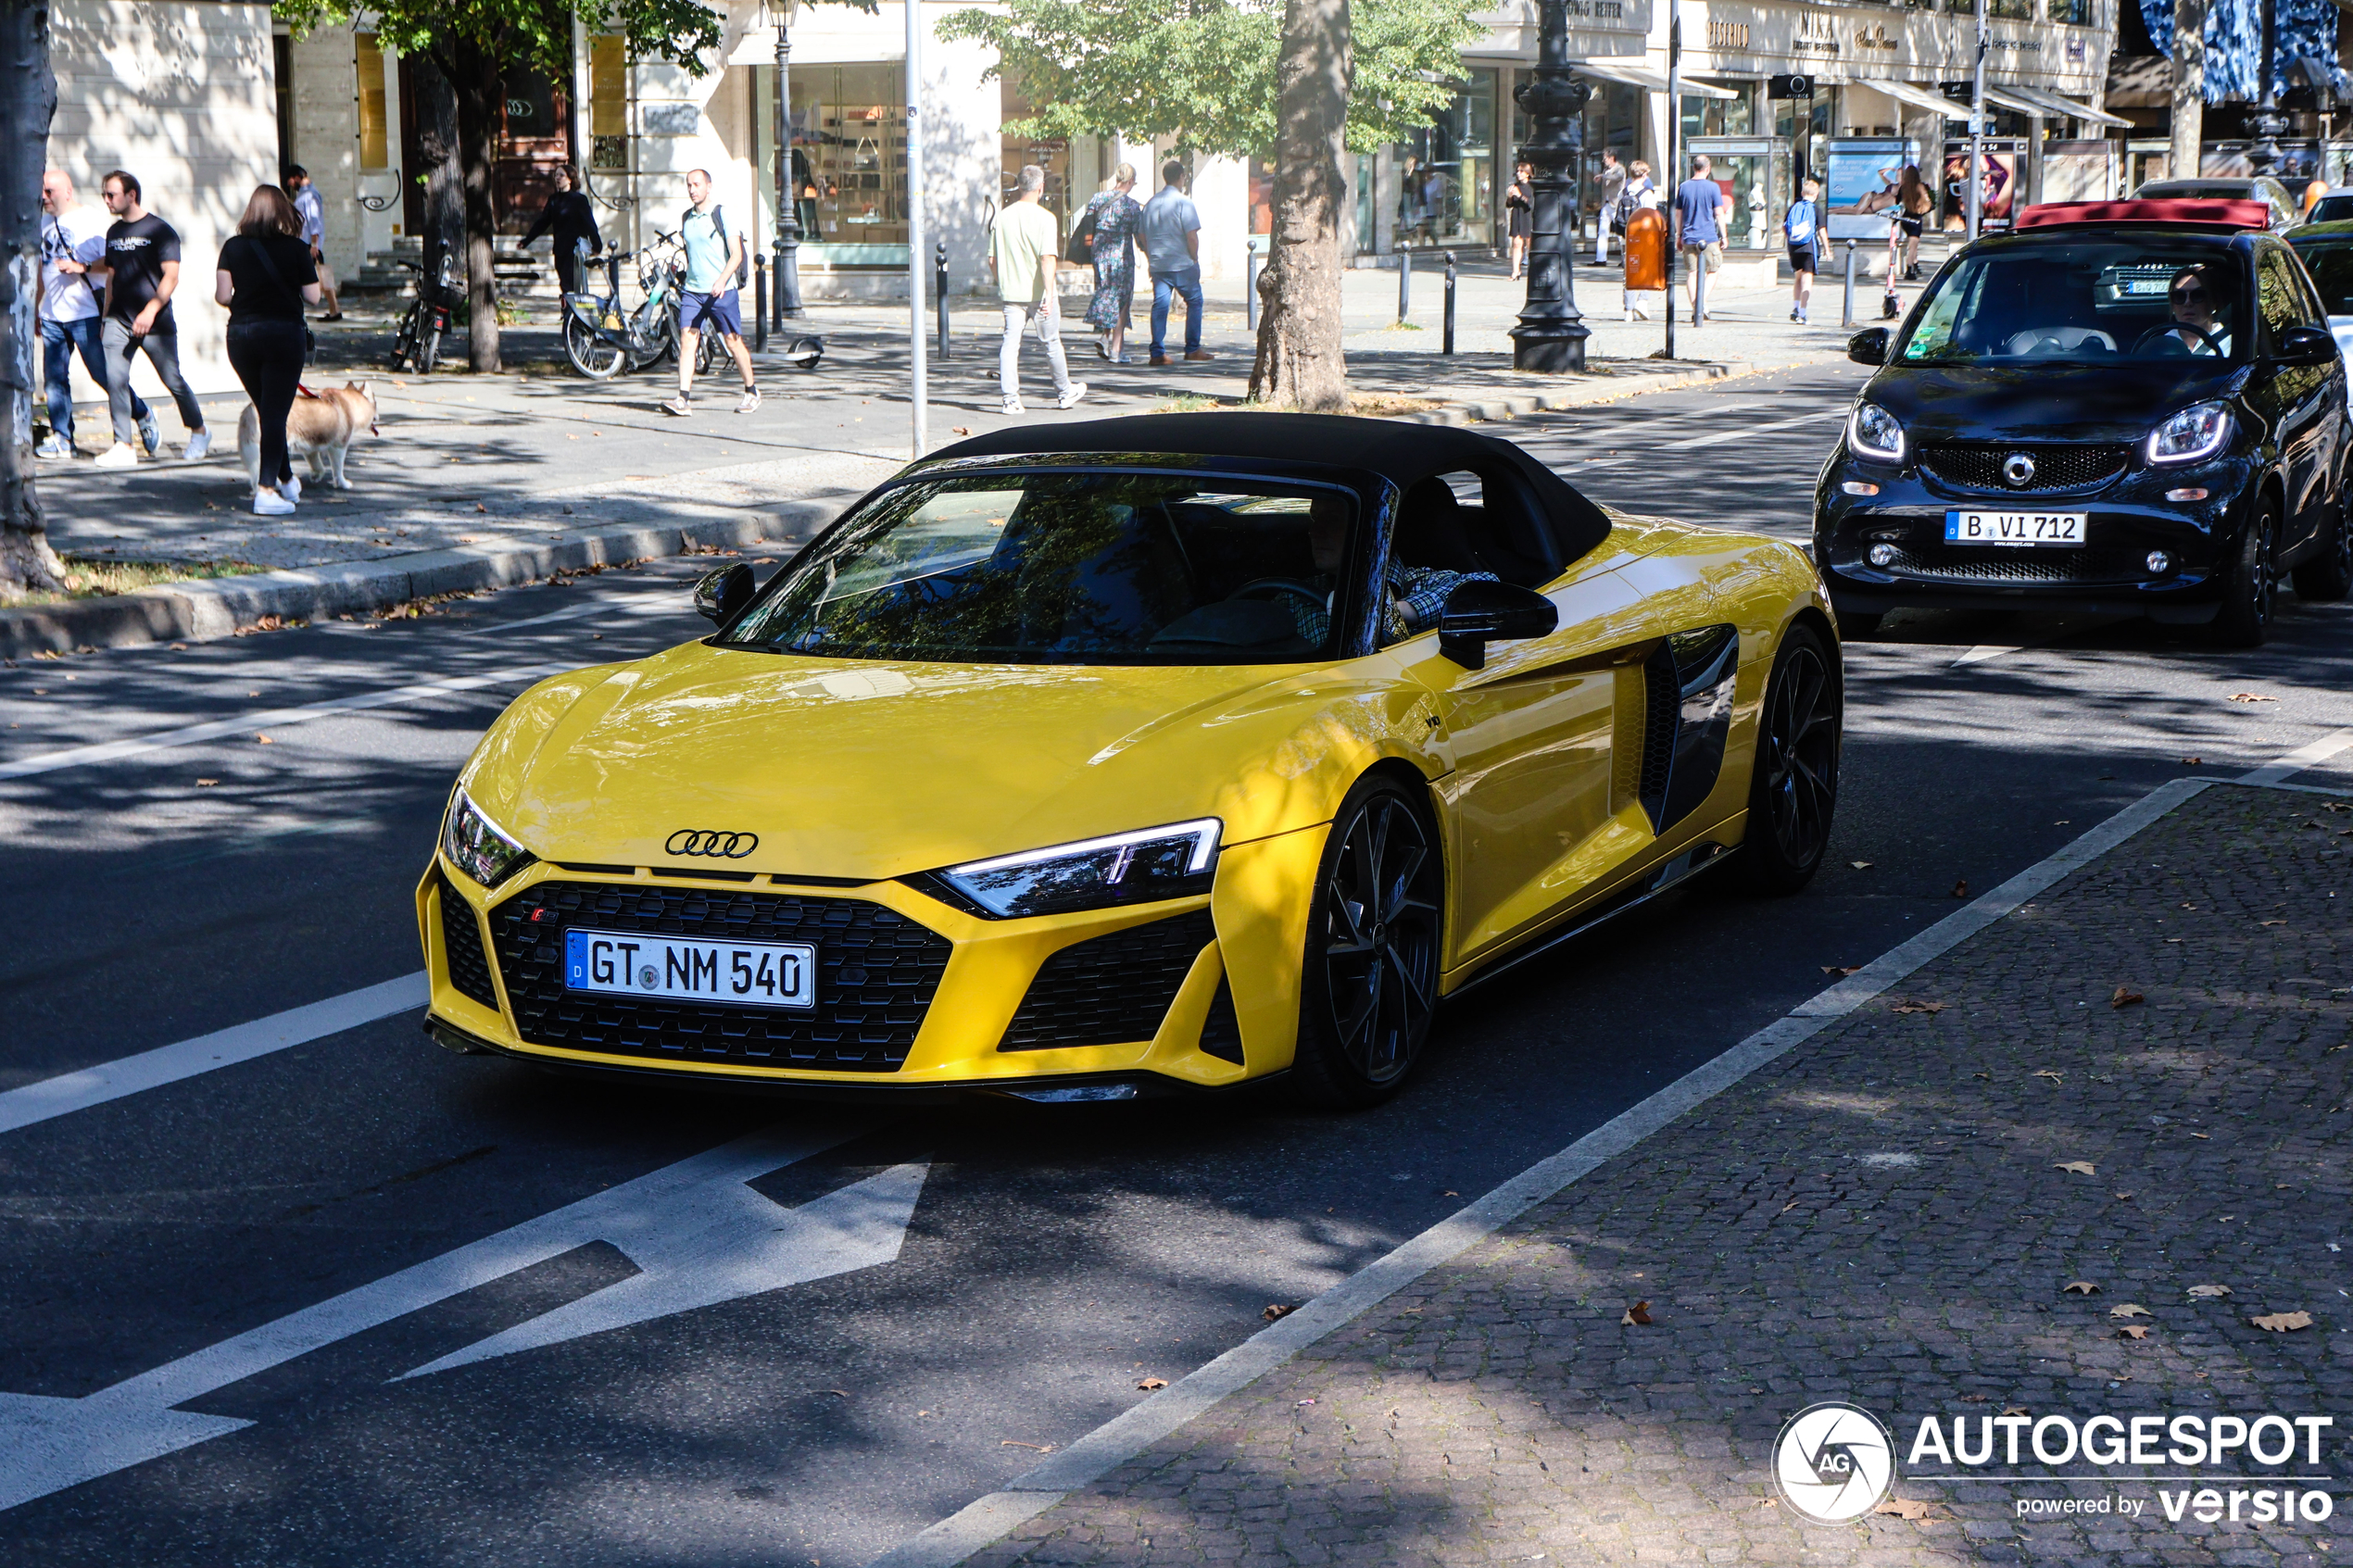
[1286,595,1332,649]
[1382,565,1499,642]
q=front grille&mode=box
[436,869,502,1013]
[487,881,951,1072]
[999,910,1214,1051]
[1918,444,2130,495]
[1878,544,2149,584]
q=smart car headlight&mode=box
[2146,401,2234,465]
[1847,402,1906,464]
[442,789,536,889]
[935,819,1222,918]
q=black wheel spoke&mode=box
[1318,788,1441,1089]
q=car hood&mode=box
[1866,361,2246,445]
[460,643,1400,883]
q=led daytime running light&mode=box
[1848,403,1906,463]
[442,789,536,888]
[937,819,1223,919]
[2146,402,2233,465]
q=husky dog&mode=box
[240,381,380,491]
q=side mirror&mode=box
[1437,580,1558,671]
[1847,327,1890,367]
[2275,323,2338,367]
[693,562,754,626]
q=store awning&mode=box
[1982,84,2057,119]
[1998,83,2136,128]
[1571,60,1738,100]
[1864,79,1970,119]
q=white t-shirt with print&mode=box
[40,207,107,321]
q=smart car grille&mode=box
[487,881,951,1072]
[1878,544,2149,584]
[1917,444,2130,494]
[999,910,1215,1051]
[436,870,502,1012]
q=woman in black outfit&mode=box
[214,185,319,517]
[522,164,602,295]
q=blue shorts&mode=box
[678,288,741,337]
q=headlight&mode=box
[442,789,536,889]
[1847,403,1906,463]
[934,819,1221,918]
[2146,401,2233,464]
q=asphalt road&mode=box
[3,361,2348,1567]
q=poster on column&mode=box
[1822,139,1919,242]
[1942,141,2026,232]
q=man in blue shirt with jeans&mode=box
[1140,159,1211,368]
[663,169,760,417]
[1670,155,1730,325]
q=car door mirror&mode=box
[1847,328,1890,366]
[2275,323,2337,366]
[694,562,754,626]
[1437,580,1558,670]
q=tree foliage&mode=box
[937,0,1483,159]
[271,0,723,86]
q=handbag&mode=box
[246,237,317,364]
[1071,197,1100,253]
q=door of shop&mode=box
[1688,137,1780,251]
[496,67,573,233]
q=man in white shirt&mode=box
[36,169,154,459]
[283,165,342,320]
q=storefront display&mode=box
[786,64,910,247]
[1823,138,1918,242]
[1398,70,1496,248]
[1941,140,2024,232]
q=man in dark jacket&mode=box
[522,164,602,295]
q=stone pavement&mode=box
[953,782,2353,1568]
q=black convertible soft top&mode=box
[926,412,1613,566]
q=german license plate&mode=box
[563,929,815,1010]
[1944,509,2087,546]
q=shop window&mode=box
[999,75,1070,232]
[2052,0,2086,17]
[357,34,389,169]
[1399,69,1495,247]
[1680,92,1755,143]
[590,35,627,169]
[790,64,911,245]
[1987,0,2034,16]
[1355,152,1377,251]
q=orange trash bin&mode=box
[1622,207,1668,293]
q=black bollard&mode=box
[1443,251,1457,355]
[935,241,951,361]
[754,255,769,352]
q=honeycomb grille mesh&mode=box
[1918,444,2130,494]
[436,870,502,1013]
[999,910,1214,1052]
[1881,544,2147,584]
[487,881,950,1072]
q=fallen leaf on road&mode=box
[2115,1192,2135,1201]
[824,1389,850,1398]
[1849,860,1873,870]
[1621,1300,1653,1326]
[1137,1377,1168,1391]
[1972,1071,1993,1080]
[2251,1311,2315,1332]
[2187,1284,2233,1298]
[1000,1439,1053,1450]
[2112,986,2145,1008]
[196,778,218,786]
[1874,1497,1931,1522]
[950,426,971,435]
[2260,920,2287,927]
[2064,1281,2101,1294]
[2003,1406,2030,1417]
[2118,1324,2151,1340]
[256,734,272,745]
[1263,1303,1299,1322]
[1756,1497,1778,1509]
[1296,1399,1316,1407]
[474,502,486,512]
[2110,1303,2150,1318]
[2035,1070,2066,1083]
[1952,878,1970,897]
[2182,757,2203,765]
[1890,998,1946,1014]
[2227,693,2278,703]
[2055,1161,2097,1175]
[2191,1133,2210,1139]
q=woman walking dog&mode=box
[215,185,319,516]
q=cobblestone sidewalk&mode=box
[964,782,2353,1568]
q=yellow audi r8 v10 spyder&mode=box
[420,414,1841,1107]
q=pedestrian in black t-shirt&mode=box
[521,164,602,295]
[88,169,209,469]
[215,184,320,516]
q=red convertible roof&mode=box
[2014,199,2271,231]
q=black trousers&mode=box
[226,319,306,487]
[555,232,597,295]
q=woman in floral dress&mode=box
[1082,164,1144,363]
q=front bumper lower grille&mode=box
[1917,444,2130,495]
[485,880,951,1072]
[1873,544,2149,585]
[436,869,502,1013]
[999,909,1215,1051]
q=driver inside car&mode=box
[2155,263,2233,356]
[1281,483,1500,648]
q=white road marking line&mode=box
[0,974,428,1137]
[1656,409,1844,449]
[0,1125,921,1512]
[474,595,696,635]
[2236,725,2353,786]
[0,663,568,784]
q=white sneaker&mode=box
[661,395,694,417]
[138,410,161,455]
[278,475,301,503]
[252,489,296,516]
[183,429,211,462]
[94,442,138,470]
[735,386,761,414]
[1001,398,1026,416]
[33,435,69,460]
[1056,382,1089,411]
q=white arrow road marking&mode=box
[1656,409,1844,449]
[0,1123,924,1513]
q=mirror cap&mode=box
[694,561,755,625]
[1848,328,1889,366]
[1437,580,1559,669]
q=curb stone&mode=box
[0,500,841,659]
[1396,352,1845,428]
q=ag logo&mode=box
[1772,1401,1896,1524]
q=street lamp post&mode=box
[773,0,805,320]
[2245,0,2288,176]
[1508,0,1592,372]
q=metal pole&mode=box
[1507,0,1592,370]
[1246,245,1261,332]
[935,239,950,360]
[1692,248,1705,325]
[774,2,805,320]
[1398,244,1411,323]
[1664,0,1679,362]
[1969,0,1986,241]
[1443,250,1456,353]
[1842,238,1856,327]
[754,254,769,351]
[906,0,926,458]
[2247,0,2284,175]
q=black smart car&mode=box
[1817,199,2353,646]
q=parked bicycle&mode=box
[387,249,460,374]
[562,232,718,381]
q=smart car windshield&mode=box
[721,470,1361,665]
[2289,236,2353,314]
[1896,238,2248,365]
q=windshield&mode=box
[2290,238,2353,314]
[1895,239,2247,365]
[2308,196,2353,225]
[720,470,1363,665]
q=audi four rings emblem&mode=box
[666,829,758,859]
[2002,452,2037,487]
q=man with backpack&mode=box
[662,169,759,417]
[1785,175,1822,325]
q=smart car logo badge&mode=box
[666,829,759,859]
[2002,452,2037,487]
[1772,1402,1896,1524]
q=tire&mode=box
[695,329,721,376]
[1289,774,1444,1110]
[1834,608,1883,641]
[1741,621,1843,896]
[387,307,419,372]
[418,321,442,376]
[564,314,625,380]
[2292,482,2353,601]
[2208,497,2279,647]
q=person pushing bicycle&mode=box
[662,169,760,417]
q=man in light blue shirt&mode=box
[664,168,760,417]
[1139,158,1209,367]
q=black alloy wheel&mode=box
[2291,472,2353,600]
[2209,498,2279,647]
[1742,622,1842,895]
[1292,776,1444,1109]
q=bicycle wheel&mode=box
[564,314,626,380]
[418,321,442,376]
[696,329,721,376]
[387,307,419,372]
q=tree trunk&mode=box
[447,37,504,373]
[1,0,66,596]
[1247,0,1350,412]
[411,54,464,299]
